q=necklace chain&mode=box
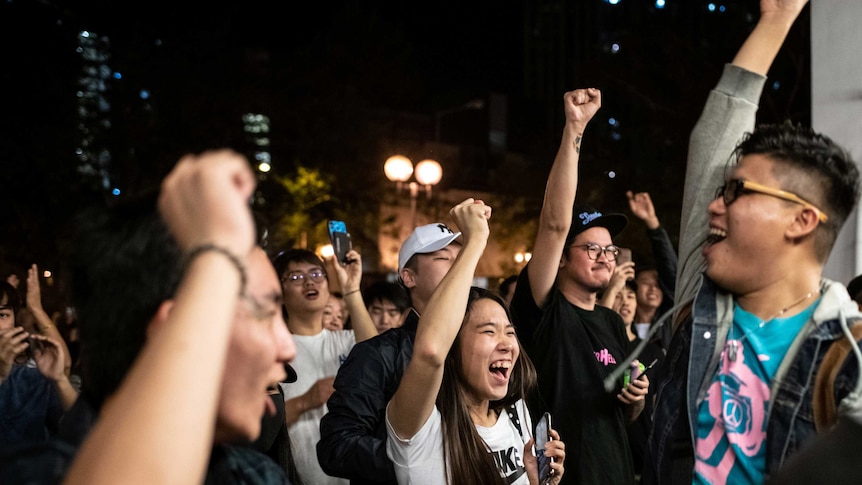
[727,290,816,362]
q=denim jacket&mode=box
[645,276,862,483]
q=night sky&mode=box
[1,0,812,288]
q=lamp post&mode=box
[384,155,443,230]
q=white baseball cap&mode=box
[398,223,462,273]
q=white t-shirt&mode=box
[280,329,355,485]
[386,399,533,485]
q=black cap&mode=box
[565,205,628,245]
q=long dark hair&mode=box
[436,287,537,485]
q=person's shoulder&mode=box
[205,445,291,485]
[0,438,77,485]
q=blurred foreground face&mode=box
[367,299,405,333]
[215,248,296,443]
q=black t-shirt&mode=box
[511,267,635,485]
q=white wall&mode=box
[812,0,862,285]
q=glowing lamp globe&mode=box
[384,155,413,182]
[414,159,442,186]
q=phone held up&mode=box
[617,247,633,265]
[328,220,352,264]
[535,412,553,485]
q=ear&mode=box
[146,300,175,340]
[400,268,416,289]
[785,207,821,240]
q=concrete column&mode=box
[813,1,862,285]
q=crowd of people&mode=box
[2,1,861,484]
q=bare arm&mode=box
[26,264,72,375]
[31,334,78,409]
[387,199,491,439]
[284,376,335,425]
[732,0,809,76]
[64,150,257,485]
[330,250,377,342]
[676,0,808,304]
[527,88,601,307]
[598,262,635,309]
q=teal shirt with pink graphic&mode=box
[693,299,818,485]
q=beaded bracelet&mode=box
[183,244,247,296]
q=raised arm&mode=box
[627,191,678,305]
[675,0,809,305]
[527,88,601,307]
[386,199,490,439]
[65,150,258,485]
[26,264,72,375]
[329,249,377,342]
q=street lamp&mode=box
[384,155,443,230]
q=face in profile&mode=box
[457,298,519,403]
[401,244,462,304]
[214,248,296,443]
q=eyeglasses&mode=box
[571,243,621,262]
[281,269,327,286]
[715,179,828,223]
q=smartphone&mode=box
[640,358,659,379]
[535,412,553,485]
[624,358,658,387]
[617,247,633,265]
[328,220,352,264]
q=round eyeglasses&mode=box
[571,243,620,262]
[281,269,327,286]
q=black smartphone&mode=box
[535,412,553,485]
[328,220,352,264]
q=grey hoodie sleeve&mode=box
[674,63,768,308]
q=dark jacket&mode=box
[317,310,419,485]
[0,394,291,485]
[645,226,678,351]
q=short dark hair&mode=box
[65,190,182,408]
[363,281,409,312]
[0,281,21,315]
[735,121,860,262]
[272,248,325,279]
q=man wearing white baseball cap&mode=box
[318,220,463,485]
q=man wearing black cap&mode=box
[510,88,648,485]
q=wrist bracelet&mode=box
[343,289,361,297]
[183,244,247,296]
